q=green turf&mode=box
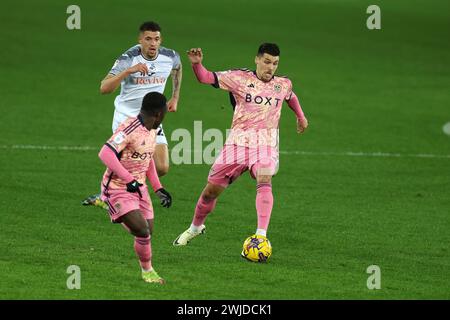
[0,0,449,299]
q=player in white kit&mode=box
[82,21,182,208]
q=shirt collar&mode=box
[139,46,159,61]
[137,114,145,126]
[253,70,275,82]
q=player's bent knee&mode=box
[119,210,151,238]
[203,183,223,200]
[134,226,150,238]
[156,163,169,177]
[154,144,169,176]
[202,190,217,201]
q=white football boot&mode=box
[173,225,206,246]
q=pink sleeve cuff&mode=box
[287,92,305,120]
[99,145,134,184]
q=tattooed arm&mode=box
[167,64,182,112]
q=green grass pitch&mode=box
[0,0,449,299]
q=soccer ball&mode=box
[241,234,272,262]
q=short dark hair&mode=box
[257,43,280,57]
[141,92,167,116]
[139,21,161,33]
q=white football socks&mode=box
[256,229,267,237]
[190,224,202,233]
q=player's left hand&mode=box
[167,97,178,112]
[156,188,172,208]
[297,117,308,134]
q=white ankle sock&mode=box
[256,229,267,237]
[190,224,201,233]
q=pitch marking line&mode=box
[0,144,97,151]
[1,145,449,159]
[278,150,450,159]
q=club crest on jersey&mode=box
[113,132,126,144]
[274,84,281,93]
[115,203,121,212]
[149,63,157,72]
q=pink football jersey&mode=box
[214,69,293,147]
[101,116,156,191]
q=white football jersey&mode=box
[109,45,181,117]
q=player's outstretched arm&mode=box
[146,159,172,208]
[100,63,149,94]
[187,48,216,85]
[287,92,308,134]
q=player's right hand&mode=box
[127,63,148,76]
[187,48,203,64]
[126,180,143,198]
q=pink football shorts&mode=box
[101,185,154,223]
[207,144,279,188]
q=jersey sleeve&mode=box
[213,70,243,92]
[105,128,132,155]
[109,54,133,76]
[285,79,293,101]
[172,51,182,70]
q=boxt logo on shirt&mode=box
[245,93,282,107]
[131,151,153,160]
